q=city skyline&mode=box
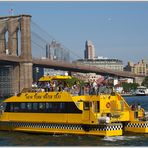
[0,1,148,64]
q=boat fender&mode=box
[106,102,110,108]
[98,116,110,124]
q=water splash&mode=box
[102,136,138,142]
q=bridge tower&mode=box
[0,14,32,95]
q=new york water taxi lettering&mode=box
[25,93,61,99]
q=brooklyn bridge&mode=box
[0,14,145,96]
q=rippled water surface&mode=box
[0,96,148,146]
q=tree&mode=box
[142,76,148,88]
[66,77,85,87]
[121,82,139,92]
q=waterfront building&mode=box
[84,40,95,59]
[124,59,148,76]
[73,58,124,71]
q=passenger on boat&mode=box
[131,104,136,111]
[45,82,50,92]
[51,81,56,91]
[88,83,93,95]
[131,103,141,111]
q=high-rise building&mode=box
[84,40,95,59]
[49,40,69,62]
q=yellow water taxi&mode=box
[0,75,148,136]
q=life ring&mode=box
[106,102,110,108]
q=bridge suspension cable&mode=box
[31,19,82,62]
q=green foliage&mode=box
[66,77,85,87]
[121,82,139,92]
[142,76,148,88]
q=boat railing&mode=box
[21,87,45,93]
[20,85,114,97]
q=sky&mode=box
[0,1,148,65]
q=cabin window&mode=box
[13,103,20,112]
[46,103,52,110]
[67,102,82,113]
[48,103,53,109]
[39,103,46,112]
[10,103,14,111]
[96,101,100,112]
[45,103,50,112]
[33,103,38,111]
[60,103,65,110]
[4,102,82,114]
[20,103,26,111]
[83,102,90,110]
[59,102,65,113]
[52,103,60,112]
[92,101,100,113]
[27,103,32,110]
[5,103,10,112]
[52,103,58,109]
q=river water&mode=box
[0,96,148,146]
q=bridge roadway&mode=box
[0,54,143,78]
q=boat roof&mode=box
[38,75,72,82]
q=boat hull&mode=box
[0,121,123,137]
[124,121,148,133]
[135,94,147,96]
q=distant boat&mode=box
[134,86,148,96]
[121,93,133,97]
